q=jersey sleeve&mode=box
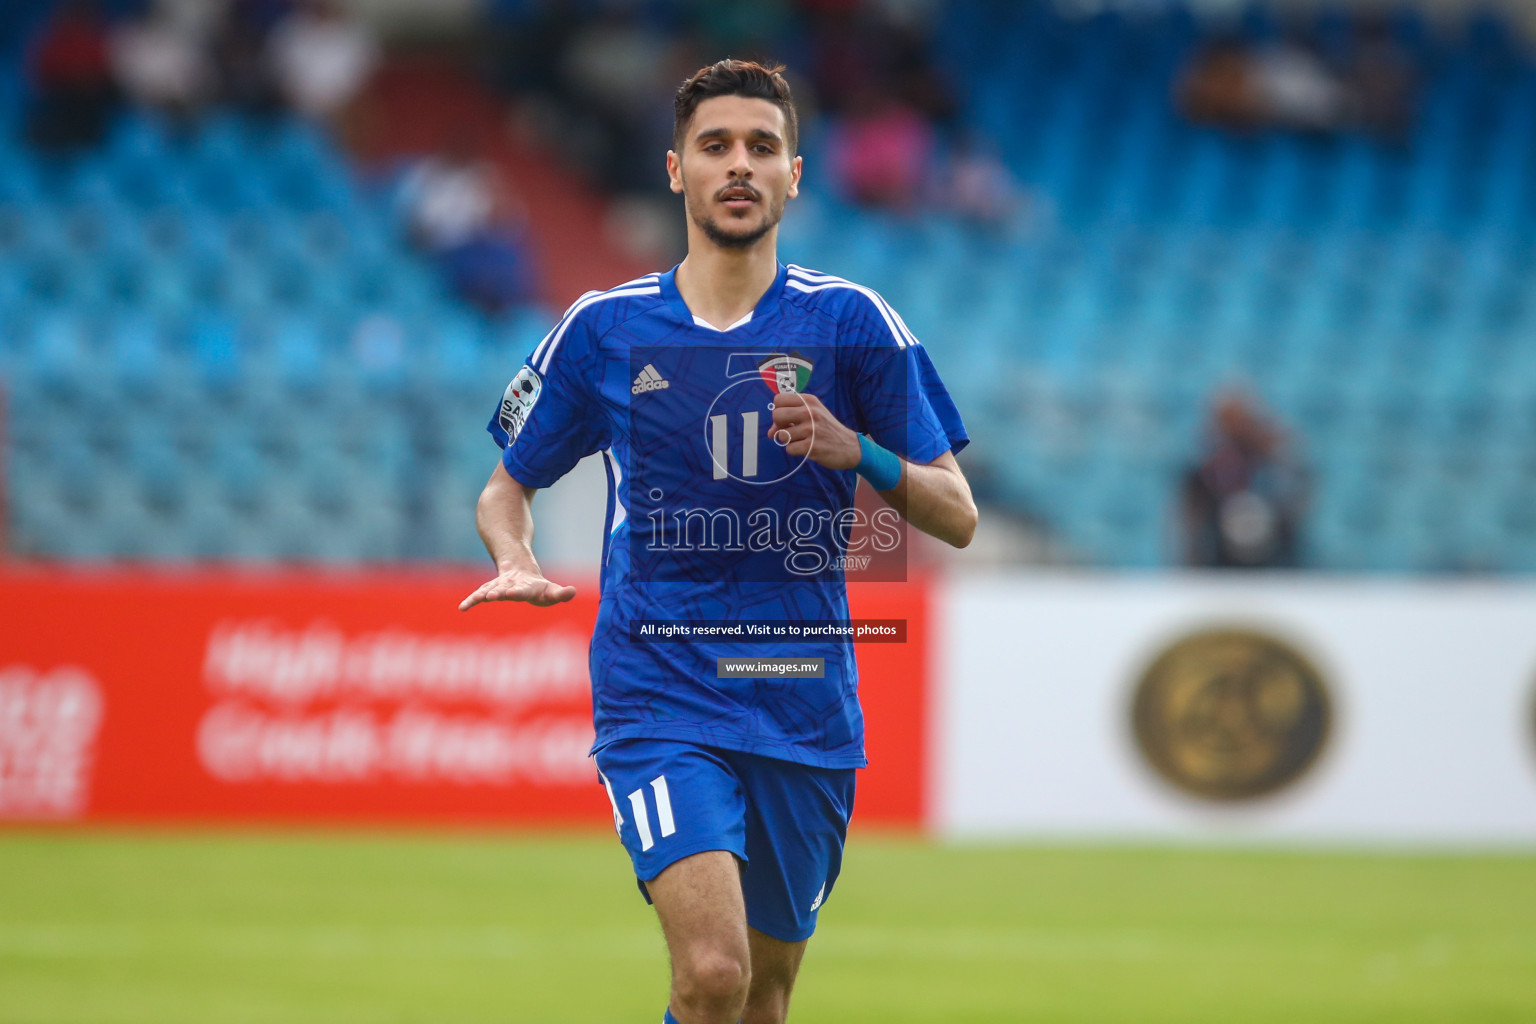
[846,293,969,465]
[485,306,607,488]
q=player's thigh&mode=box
[732,752,857,944]
[593,738,750,887]
[647,849,751,974]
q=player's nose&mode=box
[727,142,753,175]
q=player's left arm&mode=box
[769,391,977,548]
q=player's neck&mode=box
[675,236,779,331]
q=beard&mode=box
[685,180,785,250]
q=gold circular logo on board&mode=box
[1132,629,1331,801]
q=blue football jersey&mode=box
[486,263,968,768]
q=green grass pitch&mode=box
[1,831,1534,1023]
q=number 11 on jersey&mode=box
[710,411,760,479]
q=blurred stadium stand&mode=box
[0,1,1534,573]
[788,2,1536,573]
[0,100,549,562]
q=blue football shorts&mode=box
[592,738,857,943]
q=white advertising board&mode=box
[936,573,1536,846]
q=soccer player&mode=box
[461,60,975,1024]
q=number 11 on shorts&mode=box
[627,775,676,851]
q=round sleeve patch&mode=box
[498,365,543,442]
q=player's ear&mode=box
[666,150,683,195]
[787,154,802,199]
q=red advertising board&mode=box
[0,568,928,828]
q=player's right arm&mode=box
[462,292,615,611]
[459,462,576,610]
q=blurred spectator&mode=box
[807,2,952,123]
[1177,38,1257,128]
[398,139,535,313]
[1349,14,1416,139]
[1179,28,1415,136]
[215,0,290,113]
[806,4,882,116]
[556,9,679,192]
[1250,37,1349,131]
[26,0,119,152]
[111,0,218,124]
[881,13,955,125]
[827,87,934,211]
[807,3,951,211]
[1180,392,1308,569]
[267,0,377,120]
[938,135,1027,230]
[486,2,690,194]
[481,0,581,99]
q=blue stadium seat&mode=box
[186,311,242,388]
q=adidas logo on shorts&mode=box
[631,364,671,394]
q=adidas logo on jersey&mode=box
[631,364,671,394]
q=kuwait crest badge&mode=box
[758,353,814,394]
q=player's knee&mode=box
[673,946,750,1015]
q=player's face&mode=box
[668,95,802,251]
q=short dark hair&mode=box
[673,59,798,155]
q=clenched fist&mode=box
[767,391,861,470]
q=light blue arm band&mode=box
[857,435,904,492]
